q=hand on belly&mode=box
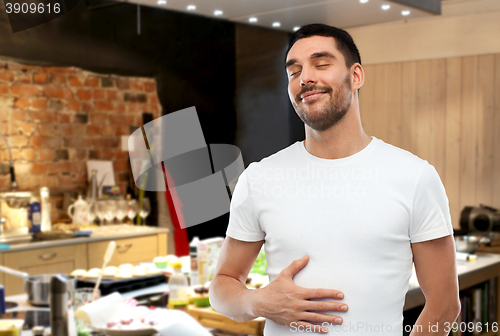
[253,255,348,333]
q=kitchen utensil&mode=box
[50,274,69,336]
[74,288,100,332]
[0,192,32,232]
[0,265,76,306]
[93,241,116,301]
[67,196,89,225]
[76,274,165,296]
[93,327,156,336]
[87,170,99,201]
[460,204,500,233]
[454,235,490,254]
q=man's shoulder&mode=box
[375,138,427,166]
[247,142,300,170]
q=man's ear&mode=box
[351,63,364,92]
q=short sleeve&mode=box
[225,164,265,242]
[410,163,453,243]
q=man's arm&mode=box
[209,237,264,322]
[410,235,461,335]
[209,237,348,333]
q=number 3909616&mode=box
[5,2,60,13]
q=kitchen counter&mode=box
[0,225,169,252]
[0,225,169,296]
[405,253,500,311]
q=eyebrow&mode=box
[285,51,336,68]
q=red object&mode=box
[161,163,190,256]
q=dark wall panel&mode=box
[235,23,304,166]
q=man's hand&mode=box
[253,255,348,333]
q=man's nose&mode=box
[300,67,317,86]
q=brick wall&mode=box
[0,60,162,218]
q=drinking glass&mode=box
[96,200,107,225]
[104,200,116,224]
[87,201,97,225]
[74,288,100,332]
[127,199,138,224]
[115,199,128,223]
[139,198,151,225]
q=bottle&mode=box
[0,285,5,314]
[168,260,189,311]
[87,170,98,201]
[190,237,200,286]
[28,197,41,233]
[40,187,52,232]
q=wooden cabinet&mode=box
[0,231,168,296]
[88,236,158,268]
[3,243,87,296]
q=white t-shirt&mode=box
[226,136,453,335]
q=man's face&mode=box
[286,36,353,132]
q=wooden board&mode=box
[188,305,265,336]
[359,52,500,229]
[445,57,462,228]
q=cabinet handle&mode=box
[116,244,132,253]
[39,252,57,260]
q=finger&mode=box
[303,300,348,313]
[304,288,346,301]
[299,312,343,325]
[280,255,309,278]
[294,321,329,334]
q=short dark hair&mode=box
[287,24,362,68]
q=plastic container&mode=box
[0,320,24,336]
[28,198,41,233]
[168,261,189,311]
[189,236,199,286]
[197,237,223,285]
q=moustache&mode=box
[295,86,333,102]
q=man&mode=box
[210,24,460,335]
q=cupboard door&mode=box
[87,235,158,268]
[3,244,87,295]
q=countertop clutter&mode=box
[0,225,168,296]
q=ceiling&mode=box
[121,0,440,32]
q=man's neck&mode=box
[303,108,371,160]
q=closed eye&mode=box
[317,64,330,68]
[290,71,301,77]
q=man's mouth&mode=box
[301,91,326,102]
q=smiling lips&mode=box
[301,91,326,102]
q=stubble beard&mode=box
[293,74,352,132]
